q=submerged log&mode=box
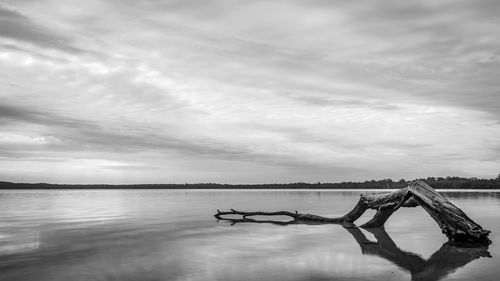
[215,180,490,243]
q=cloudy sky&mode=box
[1,0,499,184]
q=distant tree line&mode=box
[1,175,500,189]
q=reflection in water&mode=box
[347,227,490,281]
[0,190,498,281]
[217,215,491,281]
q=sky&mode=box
[0,0,499,184]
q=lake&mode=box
[0,189,498,281]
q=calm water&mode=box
[0,190,499,281]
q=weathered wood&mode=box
[408,180,490,242]
[215,208,343,223]
[215,180,490,243]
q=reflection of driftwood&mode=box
[215,180,490,243]
[215,215,491,281]
[346,227,490,281]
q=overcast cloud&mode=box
[1,0,499,183]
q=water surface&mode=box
[0,189,499,281]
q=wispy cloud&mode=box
[0,6,83,53]
[0,0,499,183]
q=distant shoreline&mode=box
[2,177,500,189]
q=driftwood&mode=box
[215,180,490,243]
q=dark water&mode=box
[0,190,499,281]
